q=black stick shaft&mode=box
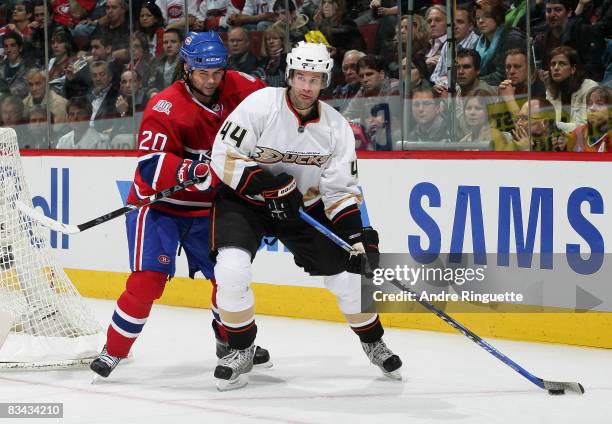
[75,177,201,232]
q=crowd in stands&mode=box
[0,0,610,151]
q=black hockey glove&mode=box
[176,159,211,191]
[262,172,303,221]
[344,227,380,278]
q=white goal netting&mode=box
[0,128,102,369]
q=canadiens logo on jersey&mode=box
[153,99,172,115]
[252,146,330,168]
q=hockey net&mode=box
[0,128,102,369]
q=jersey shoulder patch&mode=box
[152,99,173,115]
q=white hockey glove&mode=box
[177,159,212,192]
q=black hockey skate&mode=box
[216,338,272,368]
[214,344,256,391]
[361,339,402,380]
[90,345,122,378]
[212,320,272,368]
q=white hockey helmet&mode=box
[285,41,334,88]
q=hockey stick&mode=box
[298,208,585,395]
[15,176,206,235]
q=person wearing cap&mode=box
[89,31,269,380]
[209,41,403,391]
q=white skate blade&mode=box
[382,369,402,380]
[216,374,249,392]
[253,361,273,369]
[91,374,104,384]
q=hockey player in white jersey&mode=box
[209,41,402,390]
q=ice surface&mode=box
[1,298,610,424]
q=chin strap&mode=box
[184,70,209,99]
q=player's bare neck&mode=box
[193,91,214,106]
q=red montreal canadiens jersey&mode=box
[127,71,266,217]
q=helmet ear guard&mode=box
[285,41,334,88]
[180,31,228,72]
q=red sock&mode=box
[106,271,166,358]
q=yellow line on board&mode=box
[65,269,612,349]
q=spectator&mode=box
[332,49,366,112]
[155,0,198,30]
[367,0,404,56]
[0,31,29,98]
[87,60,119,133]
[116,69,149,116]
[497,48,547,121]
[512,98,564,151]
[24,105,50,148]
[29,0,50,63]
[314,0,366,70]
[97,0,130,54]
[6,0,34,42]
[271,0,311,45]
[0,95,30,146]
[542,46,599,133]
[23,68,68,124]
[436,49,496,138]
[149,28,182,93]
[569,86,612,152]
[424,5,447,73]
[56,96,110,149]
[343,55,400,125]
[0,95,26,127]
[48,28,77,92]
[197,0,243,32]
[430,4,479,86]
[255,25,287,87]
[138,1,165,57]
[397,14,430,58]
[391,14,430,81]
[50,0,92,29]
[401,55,431,93]
[65,31,122,98]
[534,0,606,82]
[459,90,516,150]
[474,0,525,86]
[70,0,108,41]
[226,26,260,76]
[112,69,149,139]
[127,32,153,91]
[228,0,276,31]
[405,87,450,143]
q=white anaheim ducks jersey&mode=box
[211,87,362,221]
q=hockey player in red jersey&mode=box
[209,42,402,390]
[90,31,269,378]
